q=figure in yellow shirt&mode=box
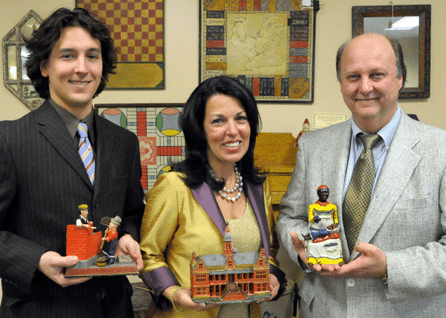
[304,185,344,266]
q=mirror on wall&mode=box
[352,5,431,99]
[2,10,43,110]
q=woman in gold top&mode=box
[140,76,286,317]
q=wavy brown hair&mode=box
[25,7,117,99]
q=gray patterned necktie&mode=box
[344,133,381,252]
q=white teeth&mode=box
[224,141,240,147]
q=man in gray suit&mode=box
[0,8,144,317]
[277,33,446,317]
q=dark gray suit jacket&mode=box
[0,101,145,317]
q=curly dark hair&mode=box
[25,7,117,99]
[173,76,265,191]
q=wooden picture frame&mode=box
[95,103,184,192]
[199,1,318,103]
[352,5,431,99]
[76,0,165,89]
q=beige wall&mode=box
[1,0,445,300]
[2,1,446,132]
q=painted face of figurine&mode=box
[203,94,251,172]
[340,33,403,133]
[109,221,118,230]
[317,187,329,202]
[80,209,88,218]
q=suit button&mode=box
[347,278,355,287]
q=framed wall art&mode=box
[200,0,319,103]
[76,0,165,89]
[95,103,184,192]
[352,4,431,99]
[2,10,44,110]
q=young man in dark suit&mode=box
[0,8,145,317]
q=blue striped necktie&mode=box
[77,122,95,185]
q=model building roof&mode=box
[191,223,267,274]
[197,251,260,273]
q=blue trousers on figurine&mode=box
[104,239,118,264]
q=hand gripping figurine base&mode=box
[303,186,344,266]
[65,207,138,277]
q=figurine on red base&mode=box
[76,204,94,229]
[295,118,311,148]
[303,185,344,266]
[64,209,138,277]
[101,216,121,265]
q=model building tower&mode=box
[190,223,270,303]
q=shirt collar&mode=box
[49,99,95,145]
[351,105,401,150]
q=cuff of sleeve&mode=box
[269,264,286,283]
[297,254,313,273]
[269,264,287,300]
[141,267,179,296]
[142,267,180,311]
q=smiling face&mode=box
[109,221,118,230]
[317,188,329,202]
[40,26,103,117]
[340,33,403,133]
[204,94,251,172]
[80,208,88,218]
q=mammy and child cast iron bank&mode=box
[303,185,344,266]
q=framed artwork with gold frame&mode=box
[200,0,318,103]
[76,0,165,89]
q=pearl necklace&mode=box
[208,165,243,202]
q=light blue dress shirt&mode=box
[342,106,402,200]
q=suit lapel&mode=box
[191,180,271,259]
[36,101,93,189]
[330,121,353,207]
[93,114,113,192]
[327,121,353,260]
[351,114,421,260]
[191,183,226,236]
[245,180,271,260]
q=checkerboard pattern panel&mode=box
[77,0,164,63]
